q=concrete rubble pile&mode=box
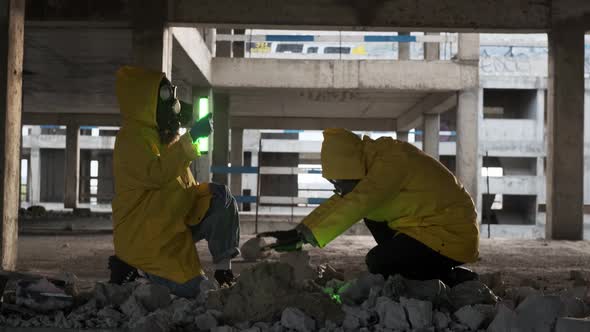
[1,255,590,331]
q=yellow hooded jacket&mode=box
[112,66,212,284]
[302,128,479,264]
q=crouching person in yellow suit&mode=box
[108,66,240,297]
[260,128,479,286]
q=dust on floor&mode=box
[16,234,590,292]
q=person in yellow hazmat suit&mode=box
[259,128,479,286]
[108,66,240,297]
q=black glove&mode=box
[257,229,307,252]
[190,113,213,142]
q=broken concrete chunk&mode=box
[279,251,317,283]
[195,311,218,330]
[121,293,148,321]
[485,304,519,332]
[131,309,172,332]
[94,282,132,307]
[559,295,589,318]
[375,296,410,330]
[133,283,171,312]
[454,305,485,331]
[342,313,361,331]
[97,306,123,321]
[433,310,451,329]
[515,295,563,332]
[400,297,433,329]
[340,272,385,305]
[555,317,590,332]
[281,307,316,332]
[212,326,235,332]
[241,237,272,262]
[449,280,498,309]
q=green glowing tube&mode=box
[197,97,209,154]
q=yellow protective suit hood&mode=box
[116,66,163,127]
[303,128,479,264]
[112,66,211,284]
[321,128,365,180]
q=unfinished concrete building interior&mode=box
[1,0,590,331]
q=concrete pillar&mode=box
[131,0,172,74]
[535,89,546,141]
[29,126,41,205]
[230,127,244,197]
[545,26,585,240]
[212,93,230,185]
[396,131,409,142]
[0,0,24,270]
[456,33,481,212]
[424,32,440,61]
[422,113,440,160]
[456,88,482,207]
[398,32,410,60]
[193,87,213,184]
[64,124,79,209]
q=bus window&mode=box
[324,47,351,54]
[307,47,319,54]
[276,44,304,53]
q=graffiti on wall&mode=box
[480,45,590,76]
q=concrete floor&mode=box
[14,234,590,294]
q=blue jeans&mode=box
[147,183,240,298]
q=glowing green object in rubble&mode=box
[322,281,352,305]
[197,97,209,153]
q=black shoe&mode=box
[443,267,478,287]
[108,255,139,285]
[214,270,237,287]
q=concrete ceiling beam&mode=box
[213,58,477,91]
[24,1,590,32]
[231,116,396,131]
[396,92,457,131]
[22,112,121,126]
[171,27,212,86]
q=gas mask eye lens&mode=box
[159,83,177,102]
[172,100,181,114]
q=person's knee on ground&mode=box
[194,182,241,286]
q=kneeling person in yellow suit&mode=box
[108,66,240,297]
[260,128,479,286]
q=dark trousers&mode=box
[364,219,461,280]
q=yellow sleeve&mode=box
[302,155,407,247]
[118,131,200,189]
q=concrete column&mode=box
[398,32,410,60]
[545,26,585,240]
[456,33,481,213]
[212,93,230,185]
[424,32,440,61]
[456,89,482,205]
[29,127,41,205]
[131,0,172,74]
[230,127,244,197]
[422,113,440,159]
[0,0,24,270]
[193,87,213,184]
[64,124,79,209]
[535,89,546,142]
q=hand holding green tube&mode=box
[190,113,213,142]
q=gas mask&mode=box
[156,78,192,144]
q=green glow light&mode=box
[197,97,209,153]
